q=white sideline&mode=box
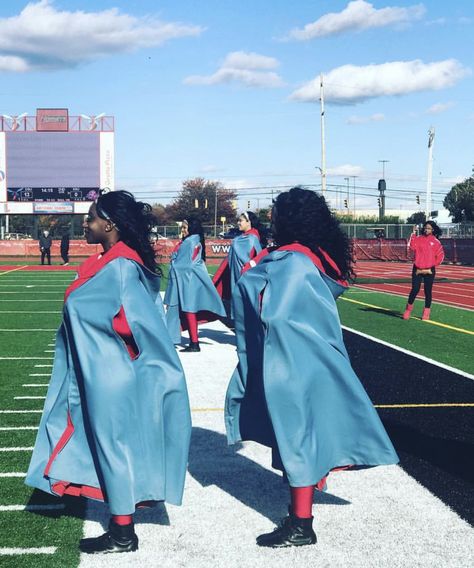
[0,547,57,555]
[342,325,474,380]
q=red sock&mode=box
[112,514,133,526]
[290,486,314,519]
[184,312,199,343]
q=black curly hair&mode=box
[272,186,354,281]
[185,217,206,262]
[423,220,442,238]
[244,211,268,248]
[96,190,160,274]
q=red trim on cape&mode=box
[242,243,348,286]
[245,228,260,239]
[212,257,231,301]
[64,241,144,301]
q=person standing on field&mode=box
[39,229,52,265]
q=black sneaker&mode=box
[79,519,138,554]
[256,512,317,548]
[181,342,200,352]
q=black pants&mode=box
[408,266,435,308]
[41,249,51,265]
[61,249,69,264]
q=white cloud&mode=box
[426,101,455,114]
[286,0,425,40]
[184,51,284,88]
[0,0,203,72]
[290,59,470,105]
[327,164,364,177]
[346,112,385,124]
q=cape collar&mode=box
[244,228,260,238]
[64,241,143,301]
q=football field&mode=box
[0,267,473,567]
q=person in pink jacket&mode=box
[403,220,444,321]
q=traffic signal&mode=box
[377,198,381,207]
[344,199,348,208]
[247,200,251,209]
[416,195,420,204]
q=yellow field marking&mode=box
[340,296,474,336]
[0,266,28,277]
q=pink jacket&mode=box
[409,234,444,269]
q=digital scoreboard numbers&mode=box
[7,187,100,202]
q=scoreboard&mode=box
[0,110,114,215]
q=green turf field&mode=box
[0,266,472,565]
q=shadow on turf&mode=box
[25,490,171,530]
[187,427,350,523]
[360,307,403,318]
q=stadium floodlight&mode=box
[80,113,106,130]
[2,112,28,130]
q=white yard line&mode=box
[0,311,61,314]
[0,472,26,478]
[0,357,53,360]
[0,447,35,452]
[0,329,57,332]
[14,396,46,400]
[29,373,51,377]
[22,384,48,387]
[0,504,65,512]
[34,364,53,368]
[0,410,42,414]
[0,547,57,556]
[0,426,38,430]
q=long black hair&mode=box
[423,220,442,238]
[185,217,206,262]
[272,186,354,281]
[244,211,268,248]
[96,190,160,274]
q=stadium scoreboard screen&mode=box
[0,109,114,215]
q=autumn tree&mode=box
[165,178,237,228]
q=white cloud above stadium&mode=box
[0,0,203,72]
[290,59,471,104]
[285,0,426,40]
[184,51,285,88]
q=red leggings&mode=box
[183,312,198,342]
[290,486,314,519]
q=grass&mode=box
[338,288,474,374]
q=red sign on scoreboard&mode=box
[36,108,69,131]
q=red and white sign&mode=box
[36,108,69,132]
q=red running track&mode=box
[354,261,474,310]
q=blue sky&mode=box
[0,0,473,215]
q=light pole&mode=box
[213,187,218,237]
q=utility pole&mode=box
[351,176,357,218]
[320,74,327,194]
[426,127,435,219]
